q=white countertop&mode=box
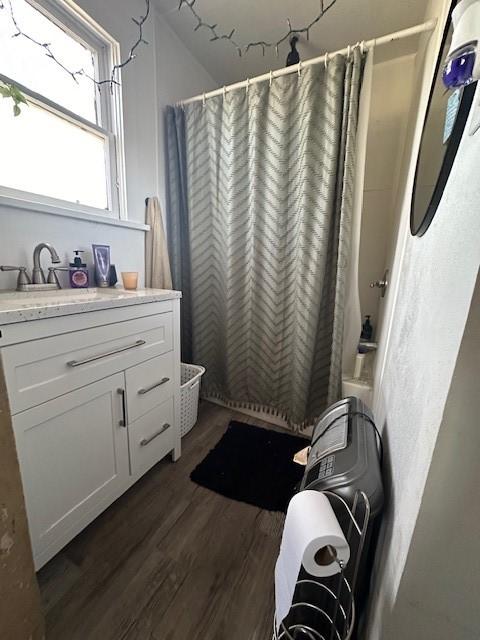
[0,287,182,325]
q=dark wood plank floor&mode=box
[38,401,285,640]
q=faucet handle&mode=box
[47,266,69,288]
[0,264,30,284]
[0,265,31,288]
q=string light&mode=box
[0,0,151,92]
[177,0,339,57]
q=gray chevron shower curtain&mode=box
[166,49,364,429]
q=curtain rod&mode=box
[178,19,437,106]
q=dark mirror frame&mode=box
[410,10,476,237]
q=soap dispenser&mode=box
[361,315,373,341]
[69,251,89,288]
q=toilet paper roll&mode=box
[275,490,350,630]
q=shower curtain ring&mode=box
[223,86,226,100]
[202,92,206,107]
[347,44,351,60]
[246,78,250,94]
[269,70,273,87]
[298,60,302,78]
[324,51,329,70]
[361,40,366,54]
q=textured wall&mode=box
[385,273,480,639]
[366,0,480,637]
[0,360,44,640]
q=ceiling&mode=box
[154,0,431,87]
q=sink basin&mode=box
[0,287,137,310]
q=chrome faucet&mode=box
[0,242,63,291]
[32,243,61,284]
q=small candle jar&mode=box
[121,272,138,290]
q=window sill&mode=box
[0,194,150,232]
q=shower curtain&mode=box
[166,48,365,429]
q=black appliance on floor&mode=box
[278,396,384,640]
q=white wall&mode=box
[359,53,416,335]
[366,0,480,636]
[0,210,146,289]
[154,8,217,215]
[384,273,480,639]
[0,0,215,289]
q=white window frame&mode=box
[0,0,128,222]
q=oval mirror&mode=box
[410,7,476,236]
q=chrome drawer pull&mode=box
[140,423,170,447]
[117,388,127,427]
[138,377,170,395]
[67,340,146,367]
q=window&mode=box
[0,0,126,218]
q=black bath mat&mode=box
[190,421,309,512]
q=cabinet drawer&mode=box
[3,312,173,414]
[128,397,174,477]
[125,352,174,423]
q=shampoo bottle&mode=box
[69,251,89,288]
[361,315,373,341]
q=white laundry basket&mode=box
[180,363,206,437]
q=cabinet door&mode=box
[12,373,129,569]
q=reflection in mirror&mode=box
[411,10,476,236]
[413,26,454,224]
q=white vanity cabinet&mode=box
[0,291,182,569]
[12,373,130,566]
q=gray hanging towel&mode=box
[145,196,173,290]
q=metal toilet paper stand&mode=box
[273,490,371,640]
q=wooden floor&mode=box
[38,401,285,640]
